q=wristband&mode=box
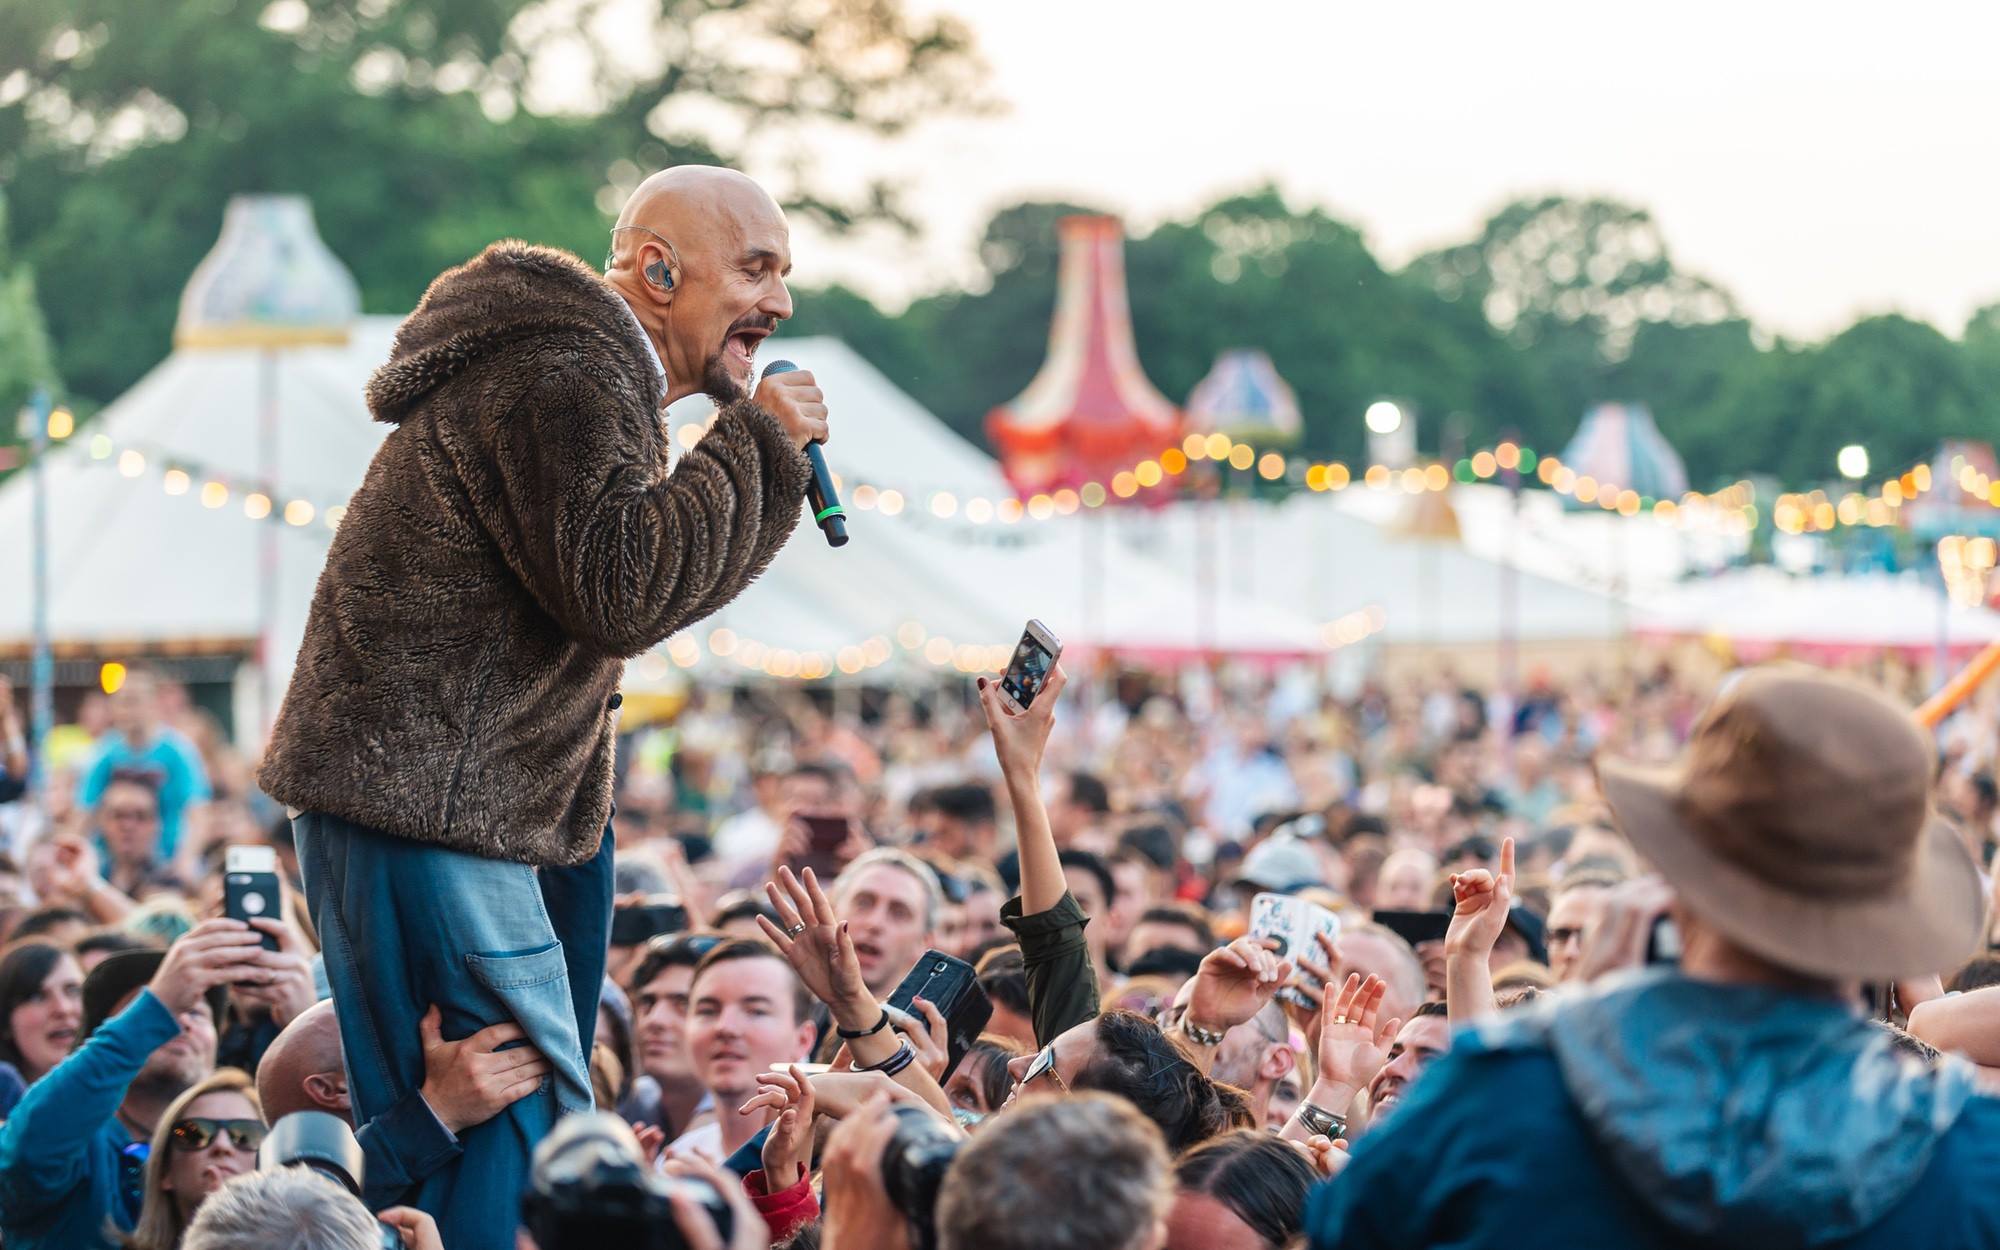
[859,1040,916,1077]
[1297,1100,1347,1140]
[1181,1019,1227,1047]
[838,1008,891,1040]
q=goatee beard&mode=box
[701,352,748,407]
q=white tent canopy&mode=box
[1635,569,2000,658]
[1136,494,1629,647]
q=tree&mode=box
[0,0,986,403]
[0,189,59,446]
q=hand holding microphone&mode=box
[756,358,848,547]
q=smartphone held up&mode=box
[223,845,282,951]
[999,619,1062,710]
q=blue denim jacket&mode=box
[1311,971,2000,1249]
[0,988,180,1250]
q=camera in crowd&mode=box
[879,1103,962,1250]
[258,1111,401,1250]
[520,1112,734,1250]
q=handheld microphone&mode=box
[760,359,848,548]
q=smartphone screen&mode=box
[1000,620,1062,709]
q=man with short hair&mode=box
[671,938,816,1161]
[828,848,941,997]
[937,1093,1172,1250]
[623,933,717,1136]
[261,166,826,1250]
[1313,668,2000,1248]
[0,920,272,1250]
[77,668,211,858]
[1363,1003,1450,1123]
[95,774,174,899]
[1544,871,1620,983]
[1330,922,1425,1025]
[1120,903,1217,971]
[1049,771,1112,849]
[918,782,998,861]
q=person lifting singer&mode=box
[257,166,829,1250]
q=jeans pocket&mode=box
[463,942,590,1113]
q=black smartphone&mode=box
[886,949,991,1080]
[999,619,1063,710]
[224,845,283,951]
[1372,909,1453,949]
[790,813,853,880]
[610,898,691,948]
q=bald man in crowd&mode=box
[259,166,828,1248]
[258,1002,556,1210]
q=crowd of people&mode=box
[3,645,2000,1249]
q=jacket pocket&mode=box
[463,941,591,1113]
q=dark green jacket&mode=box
[1000,891,1098,1045]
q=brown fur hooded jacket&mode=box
[258,241,809,866]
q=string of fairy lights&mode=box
[39,403,2000,679]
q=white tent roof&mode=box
[1635,569,2000,657]
[0,325,1329,708]
[0,318,402,654]
[1137,494,1629,646]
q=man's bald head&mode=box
[257,1000,351,1126]
[603,165,794,407]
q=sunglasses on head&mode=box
[169,1118,265,1153]
[1020,1043,1068,1093]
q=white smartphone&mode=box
[1249,891,1341,1010]
[1000,619,1063,710]
[224,845,282,950]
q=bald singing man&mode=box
[259,167,825,1248]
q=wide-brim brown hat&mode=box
[1597,665,1987,981]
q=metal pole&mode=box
[258,351,279,742]
[26,388,53,826]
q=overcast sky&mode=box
[786,0,2000,341]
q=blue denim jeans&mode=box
[294,811,612,1250]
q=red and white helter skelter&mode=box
[986,215,1181,498]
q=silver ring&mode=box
[785,922,807,938]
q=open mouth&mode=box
[851,940,883,968]
[724,328,769,372]
[45,1027,76,1049]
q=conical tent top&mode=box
[176,196,358,350]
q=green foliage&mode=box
[0,189,58,434]
[796,189,2000,491]
[0,0,986,403]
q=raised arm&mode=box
[978,667,1101,1042]
[978,668,1068,916]
[1442,837,1514,1026]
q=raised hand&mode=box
[229,917,318,1027]
[754,1063,819,1186]
[892,999,951,1082]
[1187,937,1291,1035]
[150,918,272,1015]
[1443,836,1515,960]
[1314,974,1401,1105]
[758,866,875,1031]
[975,665,1067,780]
[417,1005,554,1134]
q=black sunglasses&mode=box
[170,1117,266,1153]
